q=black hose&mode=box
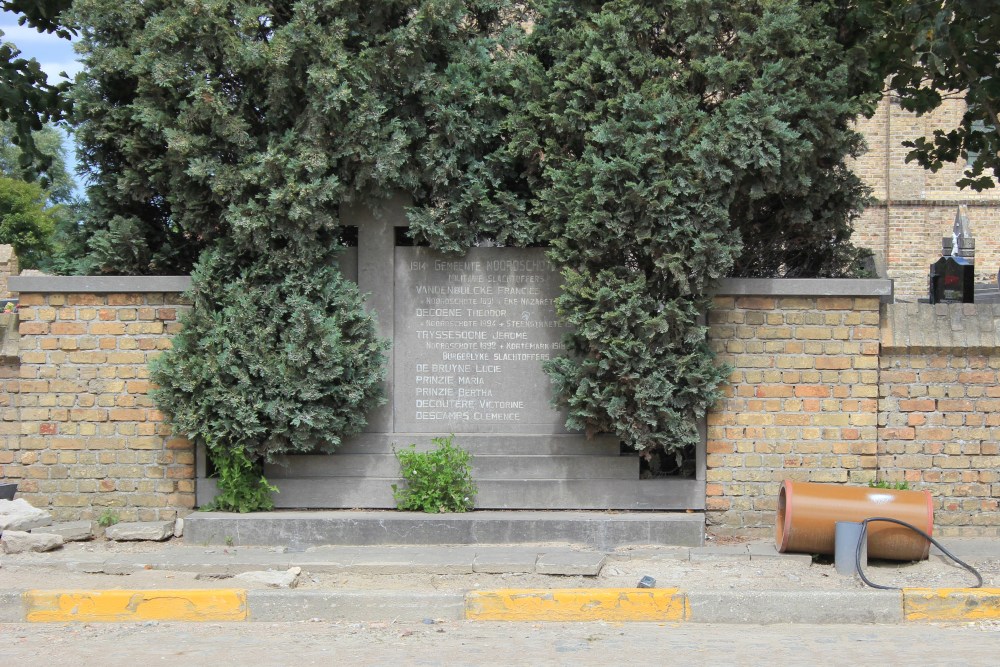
[854,516,983,590]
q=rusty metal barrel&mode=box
[775,480,934,561]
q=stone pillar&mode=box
[0,245,19,300]
[344,193,410,434]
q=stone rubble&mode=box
[105,520,175,542]
[1,530,63,554]
[234,567,302,589]
[33,520,93,542]
[0,499,53,532]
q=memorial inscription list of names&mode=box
[394,248,572,433]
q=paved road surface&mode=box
[3,620,999,666]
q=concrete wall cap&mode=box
[714,278,893,298]
[8,276,191,294]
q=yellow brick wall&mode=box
[879,302,1000,537]
[878,353,1000,537]
[706,295,882,537]
[3,292,193,522]
[3,284,999,538]
[0,245,17,300]
[0,358,18,474]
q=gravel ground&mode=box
[3,620,1000,667]
[1,535,995,592]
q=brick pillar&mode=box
[706,284,883,537]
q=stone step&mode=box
[183,510,705,550]
[332,433,621,456]
[199,477,703,511]
[265,454,638,480]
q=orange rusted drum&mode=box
[775,480,933,561]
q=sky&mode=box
[1,11,84,194]
[0,14,82,81]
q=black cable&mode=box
[854,516,983,590]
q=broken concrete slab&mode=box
[689,545,750,562]
[234,567,301,589]
[608,547,690,563]
[300,546,476,575]
[749,542,813,564]
[472,549,538,574]
[34,520,93,542]
[105,520,174,542]
[0,499,52,532]
[536,551,606,576]
[2,530,63,554]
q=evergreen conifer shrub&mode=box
[74,1,523,506]
[77,1,880,477]
[151,240,388,507]
[484,1,878,452]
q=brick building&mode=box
[850,96,1000,301]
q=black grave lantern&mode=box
[929,255,974,304]
[929,205,976,304]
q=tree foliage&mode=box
[75,0,880,475]
[0,174,55,266]
[1,120,75,202]
[72,0,527,275]
[0,0,75,175]
[432,0,875,452]
[0,120,89,272]
[860,0,999,190]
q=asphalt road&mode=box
[3,620,999,666]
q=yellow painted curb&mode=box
[24,589,248,623]
[465,588,687,622]
[903,588,1000,622]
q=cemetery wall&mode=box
[878,303,1000,537]
[705,281,885,536]
[2,273,999,539]
[0,278,193,522]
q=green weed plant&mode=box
[392,436,477,514]
[868,480,910,490]
[97,508,120,527]
[203,445,279,513]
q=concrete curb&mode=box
[2,587,998,623]
[21,589,247,622]
[466,588,687,622]
[686,590,903,625]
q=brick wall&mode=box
[2,276,999,539]
[851,97,1000,301]
[706,281,884,536]
[879,303,1000,537]
[1,283,193,522]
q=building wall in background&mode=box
[851,97,1000,301]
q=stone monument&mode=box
[196,197,705,510]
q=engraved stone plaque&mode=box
[394,247,572,433]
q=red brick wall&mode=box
[4,291,193,522]
[706,294,882,535]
